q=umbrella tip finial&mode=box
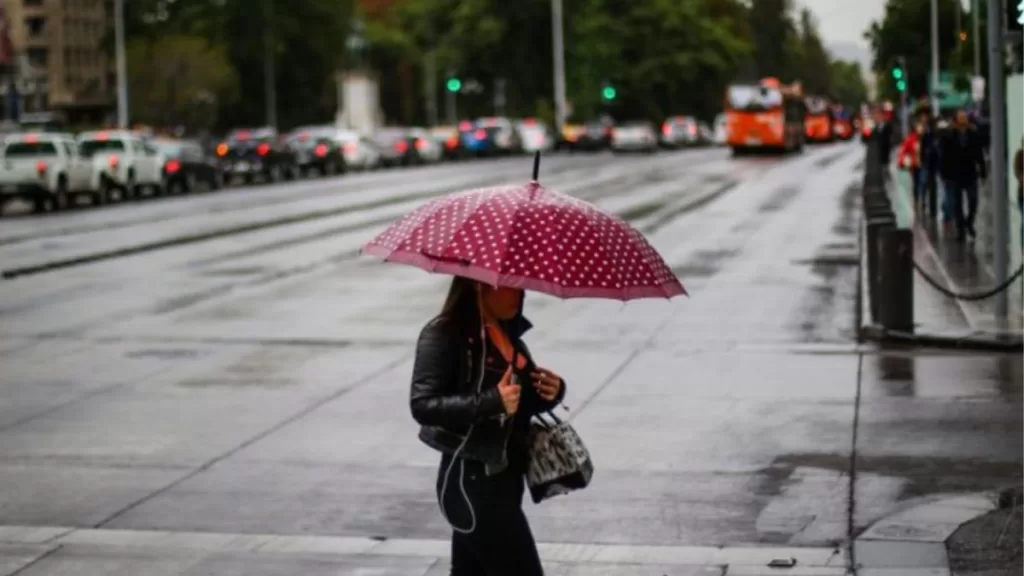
[532,151,541,181]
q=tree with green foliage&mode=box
[126,35,239,130]
[864,0,969,101]
[829,60,869,107]
[796,8,832,95]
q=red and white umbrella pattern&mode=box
[362,181,685,300]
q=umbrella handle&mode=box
[532,151,540,181]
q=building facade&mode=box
[3,0,113,122]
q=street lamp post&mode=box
[987,0,1010,321]
[551,0,567,133]
[930,0,940,113]
[114,0,128,128]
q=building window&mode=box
[26,17,46,37]
[27,48,47,67]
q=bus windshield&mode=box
[806,97,829,115]
[727,86,783,111]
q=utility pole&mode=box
[425,51,438,126]
[972,0,982,76]
[987,0,1010,321]
[114,0,128,128]
[445,68,456,125]
[551,0,567,133]
[930,0,941,113]
[263,0,277,129]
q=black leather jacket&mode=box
[409,311,566,470]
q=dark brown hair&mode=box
[439,276,477,320]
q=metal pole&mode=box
[425,52,437,126]
[114,0,128,128]
[972,0,981,76]
[551,0,567,133]
[987,0,1009,320]
[494,77,506,117]
[263,0,277,129]
[445,69,456,125]
[931,0,941,113]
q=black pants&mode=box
[436,454,543,576]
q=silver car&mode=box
[611,122,658,153]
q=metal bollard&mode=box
[865,215,896,322]
[877,227,914,333]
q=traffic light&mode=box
[601,84,616,101]
[1015,0,1024,27]
[891,60,906,93]
[446,76,461,93]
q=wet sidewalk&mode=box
[889,168,1023,341]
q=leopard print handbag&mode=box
[525,409,594,504]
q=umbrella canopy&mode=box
[361,165,685,300]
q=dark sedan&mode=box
[574,122,612,152]
[152,138,223,193]
[215,127,300,184]
[372,128,420,167]
[287,127,347,177]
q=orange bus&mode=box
[724,77,805,154]
[804,96,833,143]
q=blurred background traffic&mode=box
[0,0,1020,215]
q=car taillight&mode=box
[314,144,329,157]
[165,159,181,174]
[109,155,119,168]
[256,143,270,156]
[474,129,486,139]
[216,143,228,156]
[446,136,458,149]
[661,124,671,136]
[415,138,428,150]
[343,143,357,154]
[458,121,472,131]
[35,160,47,174]
[395,140,409,153]
[688,124,697,136]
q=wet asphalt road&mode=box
[0,145,1020,573]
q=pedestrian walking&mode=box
[916,107,941,219]
[937,109,987,241]
[363,154,685,576]
[897,120,924,210]
[410,278,563,575]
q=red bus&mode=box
[724,77,805,154]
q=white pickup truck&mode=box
[0,132,97,213]
[76,130,167,200]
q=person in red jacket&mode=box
[898,120,924,211]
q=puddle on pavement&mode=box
[865,351,1024,400]
[202,267,267,277]
[814,152,846,169]
[671,247,741,280]
[619,200,668,222]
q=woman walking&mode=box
[898,120,924,212]
[410,276,566,576]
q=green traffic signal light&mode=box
[446,78,461,93]
[602,86,616,100]
[897,80,907,92]
[892,68,904,80]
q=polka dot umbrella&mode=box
[360,153,686,300]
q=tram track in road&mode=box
[0,149,729,280]
[0,151,755,338]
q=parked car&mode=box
[286,127,347,177]
[459,122,497,157]
[475,117,522,155]
[516,120,555,154]
[151,137,223,193]
[0,132,96,212]
[216,127,300,184]
[334,131,383,171]
[660,116,701,148]
[573,122,612,152]
[430,125,466,160]
[611,122,658,153]
[373,128,420,167]
[407,127,444,163]
[78,129,166,200]
[556,123,587,152]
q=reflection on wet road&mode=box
[0,145,1018,556]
